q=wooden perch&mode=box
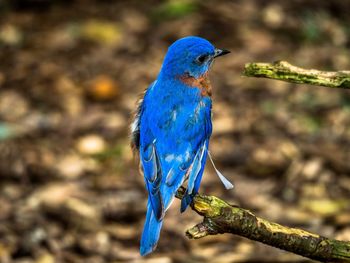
[243,61,350,88]
[176,188,350,262]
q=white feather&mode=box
[130,118,139,133]
[208,151,234,190]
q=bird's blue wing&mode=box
[140,138,165,220]
[180,98,212,212]
[138,82,166,221]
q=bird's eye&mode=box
[195,54,208,64]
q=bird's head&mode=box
[159,36,230,80]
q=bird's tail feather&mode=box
[140,201,163,256]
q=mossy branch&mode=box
[176,188,350,262]
[243,61,350,88]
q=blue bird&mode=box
[130,36,233,256]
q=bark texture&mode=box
[176,188,350,262]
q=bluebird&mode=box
[130,36,233,256]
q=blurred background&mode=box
[0,0,350,262]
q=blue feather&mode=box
[140,201,163,256]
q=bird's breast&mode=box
[179,72,212,97]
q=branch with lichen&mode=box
[176,188,350,262]
[243,61,350,88]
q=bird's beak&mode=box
[214,48,230,58]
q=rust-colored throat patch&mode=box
[179,72,212,97]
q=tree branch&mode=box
[176,188,350,262]
[243,61,350,88]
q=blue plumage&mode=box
[130,36,231,256]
